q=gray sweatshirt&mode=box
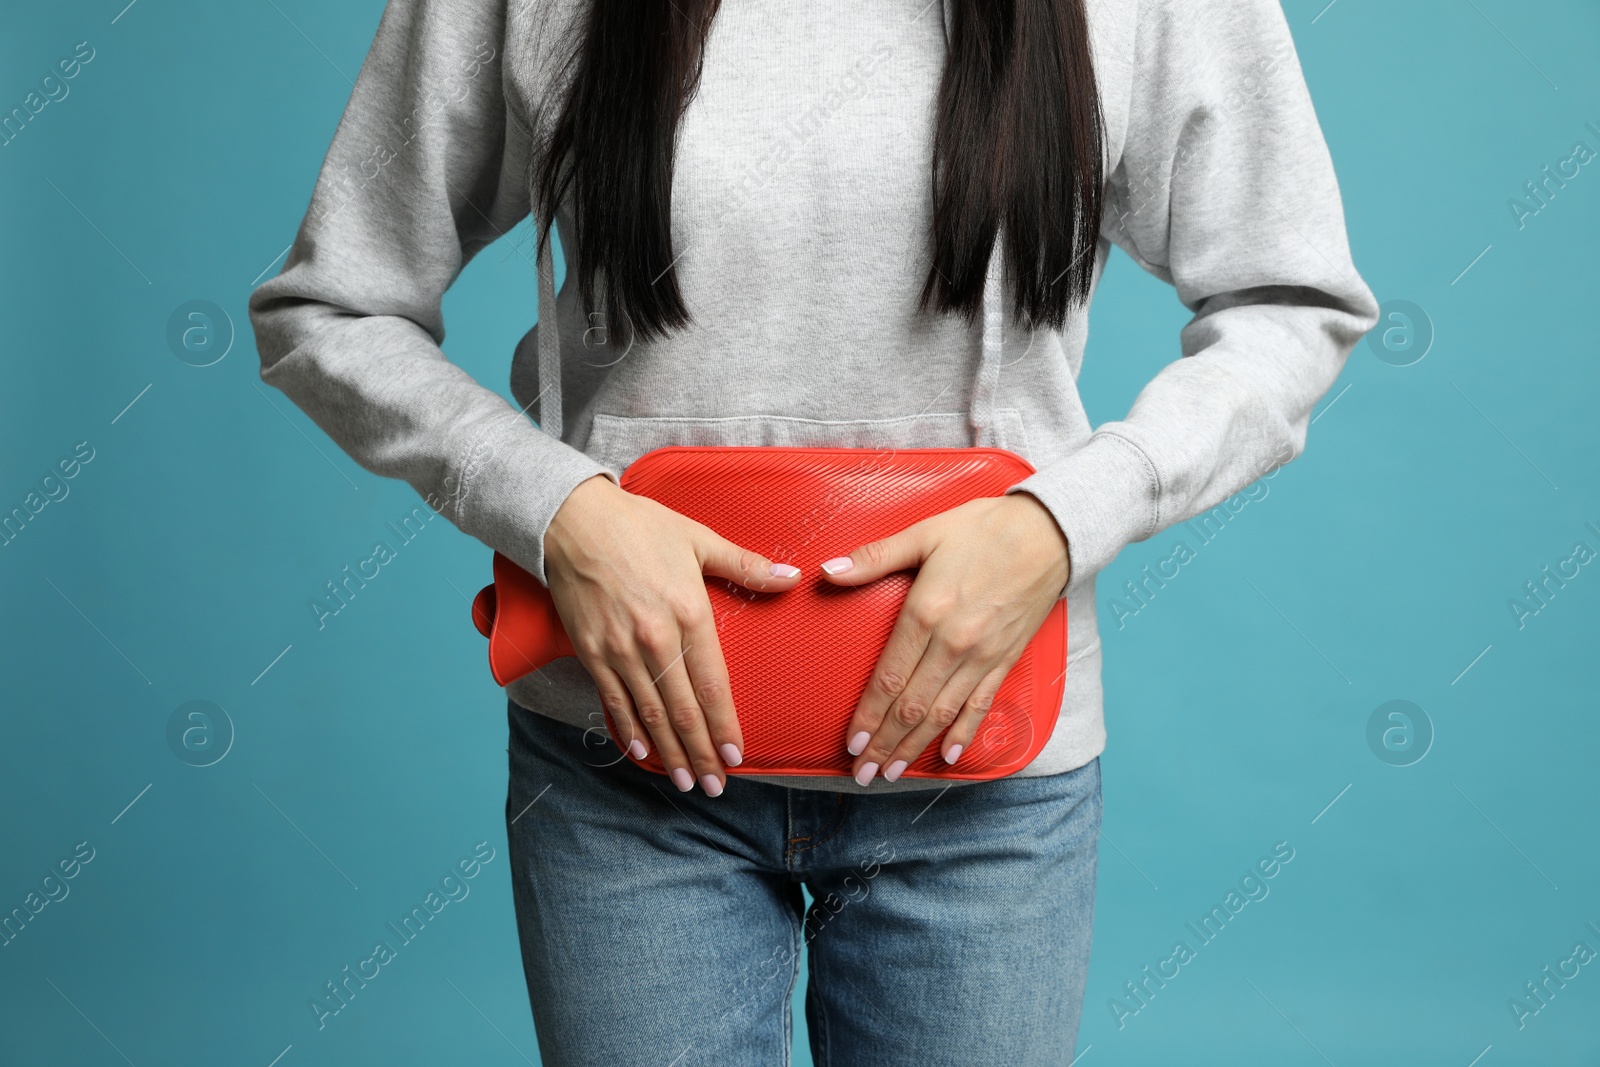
[248,0,1379,793]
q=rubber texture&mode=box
[473,445,1068,782]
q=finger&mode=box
[588,660,650,761]
[941,656,1023,765]
[697,531,803,593]
[636,624,728,796]
[843,597,934,759]
[679,592,745,772]
[879,657,993,781]
[819,520,932,586]
[612,652,695,793]
[851,631,960,786]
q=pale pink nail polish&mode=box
[855,762,879,786]
[821,556,854,575]
[627,738,648,760]
[720,743,743,767]
[944,744,963,765]
[883,759,908,782]
[700,774,724,797]
[769,562,801,578]
[671,767,694,791]
[847,731,870,756]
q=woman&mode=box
[249,0,1378,1061]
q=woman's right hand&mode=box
[544,474,803,796]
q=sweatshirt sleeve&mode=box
[247,0,617,587]
[1003,0,1380,598]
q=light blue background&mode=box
[2,1,1596,1064]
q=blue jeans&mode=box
[504,699,1102,1066]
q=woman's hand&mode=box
[819,493,1070,785]
[544,474,803,796]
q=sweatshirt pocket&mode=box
[584,408,1033,478]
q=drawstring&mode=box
[971,228,1005,449]
[534,224,564,441]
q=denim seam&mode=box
[780,899,801,1067]
[784,789,795,868]
[785,793,849,864]
[809,933,832,1067]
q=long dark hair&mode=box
[533,0,1104,343]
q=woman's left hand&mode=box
[819,492,1071,785]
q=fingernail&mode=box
[671,767,694,791]
[720,742,743,767]
[883,759,907,782]
[821,556,854,575]
[627,738,647,760]
[944,744,963,765]
[855,762,879,786]
[769,562,801,578]
[847,731,870,756]
[700,774,724,797]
